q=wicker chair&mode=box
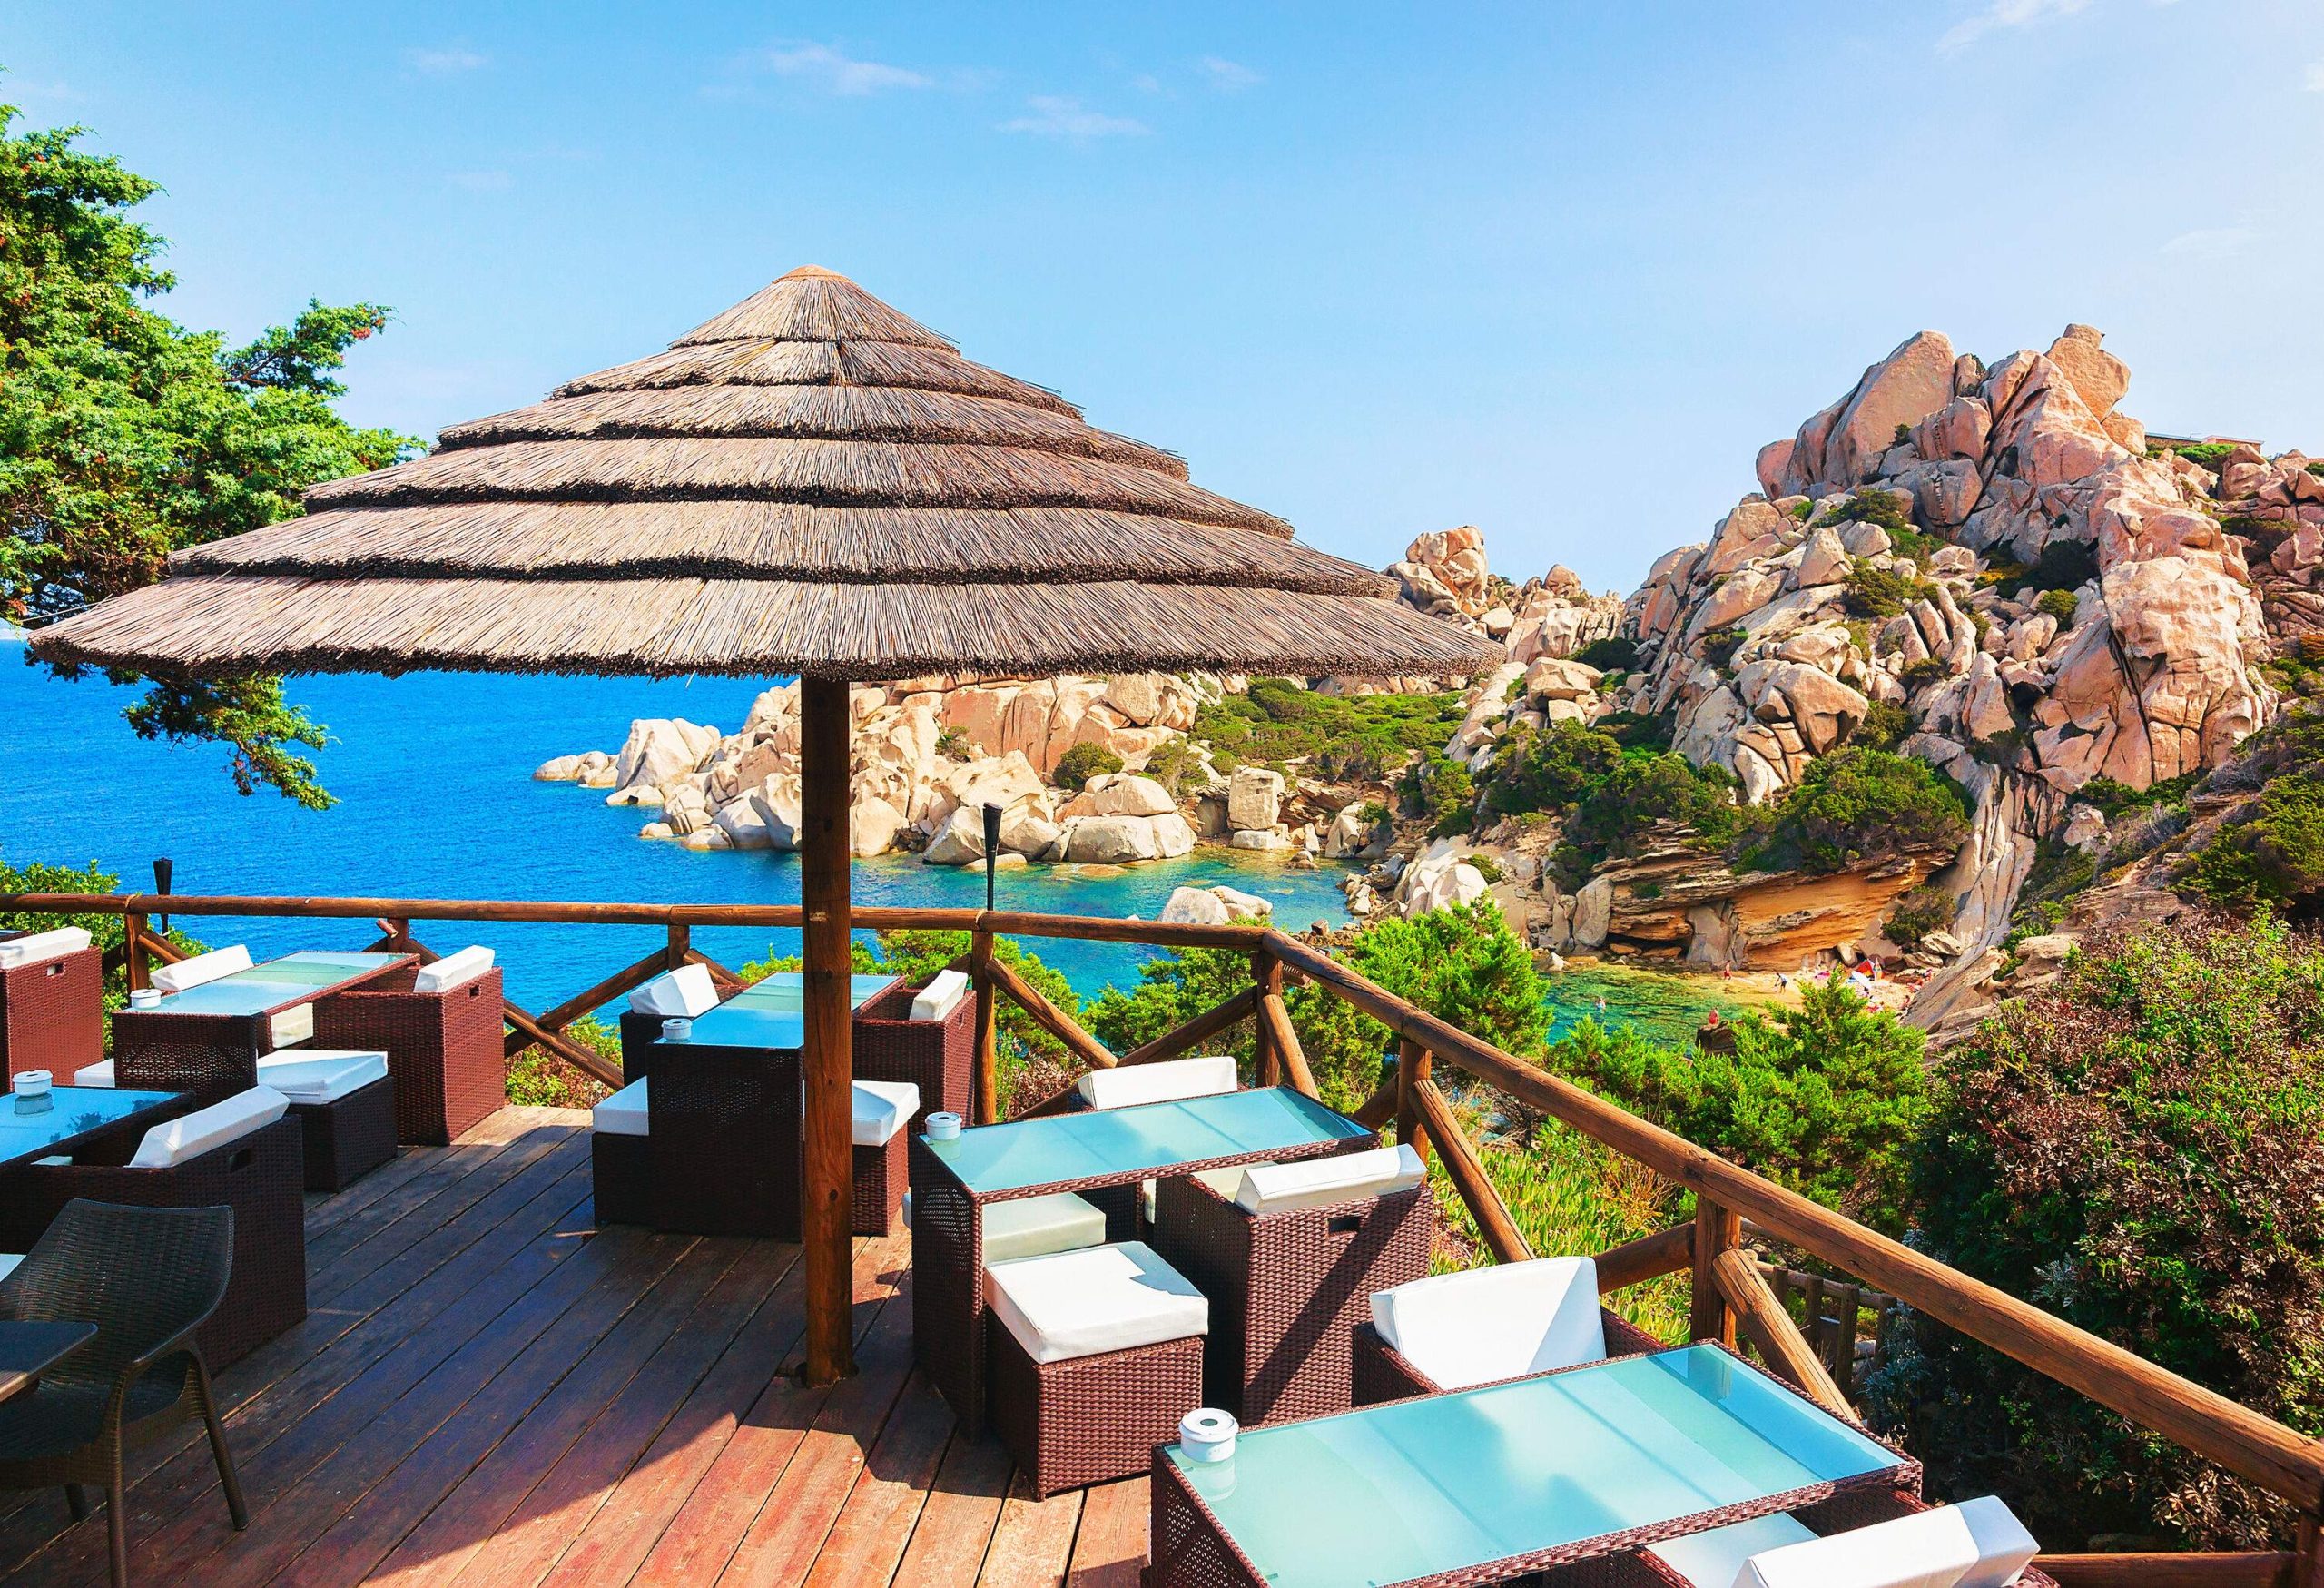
[1350,1256,1668,1406]
[0,1094,308,1367]
[0,930,103,1082]
[852,974,973,1133]
[1148,1145,1433,1425]
[313,950,505,1145]
[0,1200,251,1588]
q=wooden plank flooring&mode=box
[0,1109,1148,1588]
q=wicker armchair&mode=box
[1149,1147,1433,1425]
[0,1103,307,1367]
[852,975,973,1133]
[0,931,103,1081]
[0,1200,251,1588]
[313,957,506,1145]
[1350,1257,1668,1406]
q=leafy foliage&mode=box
[1399,752,1475,835]
[2183,708,2324,909]
[1882,915,2324,1548]
[1573,636,1640,673]
[1735,748,1969,874]
[1699,626,1746,666]
[1049,741,1124,791]
[1193,677,1464,775]
[2169,440,2237,471]
[1882,884,1954,949]
[1549,981,1929,1230]
[1,104,417,805]
[1842,558,1933,618]
[2035,587,2079,625]
[1482,719,1622,816]
[1851,698,1914,752]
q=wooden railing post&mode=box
[1395,1037,1432,1164]
[1692,1197,1741,1348]
[1413,1078,1531,1264]
[1251,951,1283,1088]
[970,927,999,1124]
[665,922,690,969]
[123,912,150,992]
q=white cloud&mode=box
[448,169,514,193]
[405,46,487,76]
[1939,0,2093,53]
[1002,96,1149,139]
[1199,56,1263,92]
[2162,225,2259,260]
[752,43,930,96]
[2304,60,2324,92]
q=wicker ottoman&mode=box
[984,1240,1208,1497]
[256,1050,399,1191]
[852,1080,918,1236]
[0,933,103,1081]
[1150,1144,1432,1425]
[313,959,506,1144]
[591,1079,651,1226]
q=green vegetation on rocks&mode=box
[1735,748,1971,874]
[1049,742,1124,791]
[1842,558,1934,618]
[1193,677,1465,780]
[2184,708,2324,909]
[1573,636,1640,672]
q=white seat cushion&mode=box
[128,1087,290,1169]
[630,963,719,1018]
[414,945,495,994]
[1233,1143,1424,1215]
[984,1192,1108,1264]
[1371,1256,1606,1391]
[852,1080,919,1146]
[593,1078,650,1138]
[1737,1497,2038,1588]
[1647,1514,1817,1587]
[74,1060,114,1087]
[150,943,253,994]
[1076,1054,1237,1110]
[985,1241,1207,1364]
[910,969,970,1021]
[268,1002,314,1050]
[0,927,94,970]
[254,1049,389,1104]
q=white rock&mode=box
[1571,877,1613,948]
[1065,814,1164,864]
[1159,887,1232,926]
[1228,828,1294,853]
[612,718,722,798]
[852,796,908,858]
[1226,766,1285,832]
[1086,774,1177,818]
[921,804,988,866]
[1324,803,1380,859]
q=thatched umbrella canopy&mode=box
[34,266,1498,1382]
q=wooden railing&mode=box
[5,889,2317,1583]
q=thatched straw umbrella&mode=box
[34,265,1498,1382]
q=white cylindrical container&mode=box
[129,988,162,1010]
[662,1016,693,1042]
[13,1069,51,1099]
[924,1111,962,1141]
[1178,1408,1237,1464]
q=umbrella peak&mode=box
[674,266,956,353]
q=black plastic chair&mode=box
[0,1200,249,1588]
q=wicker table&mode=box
[0,1321,95,1405]
[1147,1343,1918,1588]
[111,951,419,1101]
[0,1085,189,1170]
[626,972,899,1238]
[910,1086,1375,1433]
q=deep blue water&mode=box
[0,642,1354,1011]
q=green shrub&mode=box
[2171,440,2236,471]
[1843,559,1931,618]
[2185,768,2324,905]
[1050,742,1125,791]
[2077,769,2201,817]
[1882,884,1953,948]
[1550,981,1929,1230]
[1465,853,1504,884]
[1788,498,1814,521]
[1896,656,1952,693]
[1699,626,1747,666]
[1831,488,1915,535]
[1852,698,1915,752]
[1574,636,1641,673]
[1483,720,1624,816]
[1563,751,1738,870]
[2014,538,2098,597]
[1881,915,2324,1548]
[1735,748,1970,874]
[2035,587,2078,625]
[1194,678,1466,772]
[1401,753,1475,829]
[934,725,972,760]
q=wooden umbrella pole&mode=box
[800,675,855,1385]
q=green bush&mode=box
[1735,748,1970,874]
[1401,753,1475,833]
[1896,656,1952,693]
[1882,915,2324,1548]
[1050,742,1125,791]
[934,725,972,760]
[1465,853,1504,884]
[2035,587,2078,625]
[1882,884,1953,948]
[1087,898,1548,1114]
[1561,751,1738,873]
[1843,558,1931,618]
[1193,678,1466,773]
[1699,626,1747,666]
[2171,440,2236,471]
[1852,698,1915,752]
[1550,981,1928,1230]
[1574,636,1641,673]
[1829,489,1940,562]
[2183,707,2324,907]
[1483,720,1623,816]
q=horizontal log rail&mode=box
[2035,1553,2293,1585]
[7,887,2321,1553]
[1261,926,2324,1515]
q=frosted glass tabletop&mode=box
[1,1086,182,1169]
[923,1086,1370,1195]
[1165,1346,1904,1588]
[145,952,409,1017]
[667,973,899,1050]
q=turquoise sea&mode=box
[0,646,1357,1010]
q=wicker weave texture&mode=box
[0,946,104,1080]
[0,1118,309,1366]
[592,1133,650,1226]
[1151,1174,1432,1425]
[852,979,974,1133]
[987,1317,1204,1499]
[290,1076,399,1191]
[647,1042,802,1238]
[852,1131,907,1236]
[109,1009,271,1106]
[313,969,507,1144]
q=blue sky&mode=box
[6,0,2323,592]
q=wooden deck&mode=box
[0,1108,1147,1588]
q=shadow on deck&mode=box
[0,1108,1144,1588]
